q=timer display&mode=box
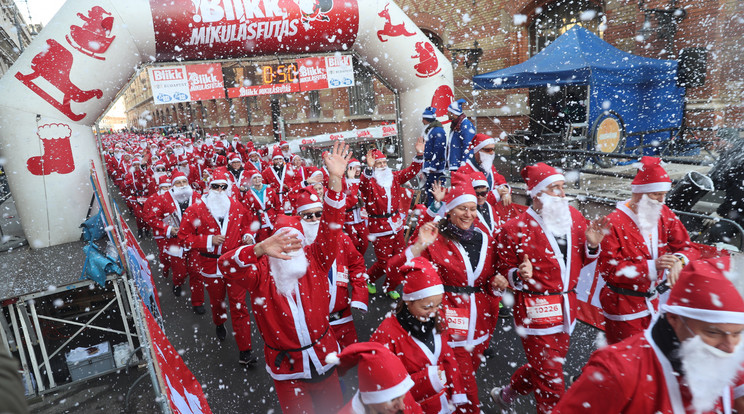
[260,63,298,85]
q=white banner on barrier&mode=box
[148,66,189,105]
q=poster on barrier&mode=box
[121,219,163,326]
[149,64,225,105]
[143,305,212,414]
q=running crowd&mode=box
[102,100,744,414]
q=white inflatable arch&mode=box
[0,0,453,248]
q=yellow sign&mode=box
[596,117,621,153]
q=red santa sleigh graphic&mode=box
[65,6,116,60]
[412,41,441,78]
[15,39,103,122]
[294,0,332,28]
[377,3,415,42]
[27,123,75,176]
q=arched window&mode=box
[421,29,444,53]
[529,0,604,55]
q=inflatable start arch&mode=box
[0,0,453,248]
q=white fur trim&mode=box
[272,154,284,160]
[210,179,228,185]
[427,365,445,392]
[229,156,242,163]
[529,174,565,198]
[402,285,445,301]
[445,194,477,211]
[631,182,672,193]
[351,301,368,312]
[472,138,496,154]
[361,376,415,405]
[324,193,346,209]
[472,179,488,188]
[662,305,744,324]
[296,202,323,213]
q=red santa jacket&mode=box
[387,228,501,349]
[598,201,700,322]
[159,152,178,171]
[370,315,467,413]
[123,169,151,202]
[359,157,423,237]
[262,164,301,211]
[338,392,423,414]
[457,160,509,201]
[239,184,280,231]
[496,207,599,336]
[328,233,368,324]
[343,178,365,225]
[177,195,254,277]
[218,189,347,380]
[144,190,202,258]
[554,326,732,413]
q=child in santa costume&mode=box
[371,256,468,413]
[386,172,509,414]
[490,162,609,414]
[597,156,700,344]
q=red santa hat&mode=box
[327,342,414,405]
[210,170,229,186]
[292,186,323,214]
[157,174,171,188]
[132,157,142,165]
[214,141,226,151]
[233,135,240,140]
[445,172,477,212]
[369,149,387,162]
[468,133,496,154]
[401,257,444,301]
[470,171,488,189]
[348,158,361,168]
[280,140,289,148]
[521,162,565,198]
[177,154,189,165]
[631,156,672,193]
[273,215,304,239]
[250,171,263,180]
[170,171,188,186]
[271,146,285,160]
[247,145,259,156]
[228,152,242,164]
[662,257,744,324]
[153,160,166,170]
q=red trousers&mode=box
[452,340,490,414]
[343,221,369,256]
[330,321,358,350]
[169,254,188,288]
[273,370,343,414]
[604,315,651,345]
[154,238,171,278]
[368,231,405,283]
[186,251,205,306]
[125,199,149,231]
[203,277,252,351]
[510,332,571,414]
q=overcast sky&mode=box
[14,0,67,26]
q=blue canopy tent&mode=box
[473,26,685,155]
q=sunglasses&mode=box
[475,190,489,197]
[480,148,496,154]
[155,168,166,172]
[301,211,322,220]
[210,184,228,190]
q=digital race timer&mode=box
[260,63,298,85]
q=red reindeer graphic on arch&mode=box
[376,3,416,42]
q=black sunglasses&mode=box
[210,184,228,190]
[480,148,496,154]
[301,211,322,220]
[475,190,489,197]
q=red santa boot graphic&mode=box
[27,123,76,176]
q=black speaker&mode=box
[678,47,707,88]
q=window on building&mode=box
[349,62,375,116]
[421,29,444,53]
[308,90,321,119]
[529,0,604,55]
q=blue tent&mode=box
[473,26,685,154]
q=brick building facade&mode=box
[124,0,743,145]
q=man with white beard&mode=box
[292,185,368,349]
[178,171,258,366]
[144,172,203,306]
[555,256,744,414]
[491,162,609,414]
[218,141,351,414]
[144,175,174,278]
[457,133,512,208]
[597,156,700,344]
[360,137,424,298]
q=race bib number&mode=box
[336,266,349,287]
[445,307,469,337]
[525,295,563,326]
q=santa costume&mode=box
[143,175,174,278]
[262,146,301,213]
[342,159,369,256]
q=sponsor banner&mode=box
[148,66,190,105]
[288,124,398,152]
[227,82,300,98]
[186,63,226,101]
[143,305,212,414]
[121,220,163,325]
[324,55,354,89]
[150,0,360,61]
[297,57,328,91]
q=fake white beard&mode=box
[479,152,496,171]
[204,137,214,146]
[269,249,309,296]
[300,220,320,245]
[170,185,193,203]
[374,167,394,188]
[679,335,744,413]
[538,193,572,237]
[177,165,190,175]
[153,171,166,182]
[637,194,663,235]
[173,147,185,156]
[205,190,230,220]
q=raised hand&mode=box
[518,254,532,280]
[418,222,438,248]
[431,180,447,203]
[254,228,303,259]
[415,136,425,154]
[324,141,351,179]
[586,216,610,248]
[365,149,376,168]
